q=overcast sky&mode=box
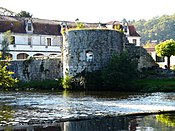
[1,0,175,22]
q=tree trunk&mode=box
[167,56,171,69]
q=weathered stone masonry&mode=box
[9,58,62,81]
[8,29,156,81]
[62,29,156,77]
[62,29,128,77]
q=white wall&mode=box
[127,36,141,46]
[0,32,62,60]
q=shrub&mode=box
[0,53,18,90]
[101,52,138,91]
[74,52,138,91]
[62,74,73,90]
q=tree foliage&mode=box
[62,74,73,90]
[155,39,175,69]
[16,11,32,18]
[132,14,175,44]
[75,18,84,29]
[0,53,18,90]
[102,52,138,90]
[0,30,12,60]
[156,114,175,127]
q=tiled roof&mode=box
[106,21,120,25]
[0,16,140,37]
[106,21,140,37]
[128,25,140,37]
[0,15,61,35]
[145,47,155,53]
[58,20,99,28]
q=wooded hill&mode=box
[131,13,175,45]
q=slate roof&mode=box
[0,16,140,37]
[0,15,62,35]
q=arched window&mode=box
[33,53,44,56]
[17,53,29,59]
[33,53,44,59]
[86,50,93,62]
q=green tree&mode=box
[102,52,138,90]
[16,11,32,18]
[155,39,175,69]
[132,14,175,44]
[0,30,12,60]
[0,53,18,90]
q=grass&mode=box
[133,78,175,92]
[16,79,63,91]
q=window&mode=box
[47,38,51,46]
[11,36,15,44]
[86,50,93,62]
[133,39,137,45]
[123,26,127,33]
[156,55,165,62]
[17,53,29,59]
[28,23,32,31]
[28,37,32,45]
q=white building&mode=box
[106,21,141,46]
[0,15,62,59]
[0,16,141,60]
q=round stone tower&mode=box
[62,29,125,77]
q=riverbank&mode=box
[133,78,175,92]
[13,78,175,93]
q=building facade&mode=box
[0,16,62,59]
[0,16,141,60]
[106,21,141,46]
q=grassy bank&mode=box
[133,78,175,92]
[11,78,175,93]
[15,80,63,91]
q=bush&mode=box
[72,52,138,91]
[0,53,18,90]
[101,52,138,91]
[62,74,73,90]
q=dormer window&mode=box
[25,19,34,33]
[28,23,32,31]
[123,26,127,33]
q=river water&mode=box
[0,91,175,130]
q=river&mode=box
[0,91,175,130]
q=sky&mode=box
[1,0,175,23]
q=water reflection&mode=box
[0,91,175,130]
[156,113,175,127]
[0,105,14,126]
[3,113,175,131]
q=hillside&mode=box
[132,13,175,45]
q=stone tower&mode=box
[62,29,127,77]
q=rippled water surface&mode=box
[0,91,175,130]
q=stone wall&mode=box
[7,29,157,81]
[8,58,62,81]
[62,29,128,77]
[125,44,157,71]
[63,29,157,77]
